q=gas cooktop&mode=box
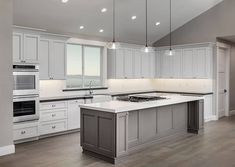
[116,95,167,102]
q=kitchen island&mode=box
[79,95,204,164]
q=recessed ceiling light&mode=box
[155,22,161,26]
[101,8,107,13]
[61,0,69,3]
[99,29,104,33]
[79,26,84,29]
[131,16,137,20]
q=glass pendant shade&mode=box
[165,48,175,56]
[107,41,120,49]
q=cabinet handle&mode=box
[52,105,56,107]
[52,114,56,117]
[21,131,26,134]
[52,126,56,129]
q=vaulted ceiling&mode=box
[13,0,223,45]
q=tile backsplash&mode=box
[40,79,213,98]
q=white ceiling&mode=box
[13,0,223,45]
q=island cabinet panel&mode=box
[173,103,187,130]
[139,108,157,142]
[128,111,139,147]
[81,109,116,158]
[116,112,129,157]
[157,106,173,135]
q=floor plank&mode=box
[1,116,235,167]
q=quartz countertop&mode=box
[79,95,204,113]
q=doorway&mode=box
[216,42,230,119]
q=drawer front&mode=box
[40,101,67,110]
[39,120,67,135]
[68,99,84,105]
[14,126,38,141]
[40,109,67,122]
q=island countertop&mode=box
[79,95,204,113]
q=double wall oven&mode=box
[13,64,40,123]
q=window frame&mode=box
[66,43,104,89]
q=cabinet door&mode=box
[50,41,66,80]
[141,52,150,78]
[124,49,133,79]
[161,51,173,78]
[193,47,211,78]
[23,34,39,63]
[68,100,84,130]
[182,48,194,78]
[172,49,182,78]
[39,39,50,80]
[115,49,125,79]
[107,49,116,79]
[155,51,161,78]
[133,50,142,78]
[149,52,155,78]
[13,33,23,63]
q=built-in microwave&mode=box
[13,95,39,123]
[13,64,39,96]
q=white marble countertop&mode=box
[79,95,204,113]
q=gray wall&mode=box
[0,0,13,147]
[154,0,235,47]
[154,0,235,111]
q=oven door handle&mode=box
[13,94,39,100]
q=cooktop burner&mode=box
[116,95,167,102]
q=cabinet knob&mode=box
[52,104,56,107]
[21,131,26,134]
[52,114,56,117]
[52,126,56,129]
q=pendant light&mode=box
[107,0,119,49]
[143,0,149,53]
[165,0,175,56]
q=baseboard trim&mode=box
[230,110,235,116]
[204,115,218,122]
[0,145,15,157]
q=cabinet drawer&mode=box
[40,109,67,122]
[39,120,67,135]
[40,101,67,110]
[14,126,38,141]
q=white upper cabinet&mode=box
[23,34,39,63]
[182,48,194,78]
[172,49,182,78]
[115,49,125,79]
[157,45,213,79]
[124,49,134,79]
[107,47,155,79]
[50,41,66,80]
[141,52,150,78]
[39,38,66,80]
[13,32,39,64]
[13,33,23,63]
[39,39,50,80]
[133,50,142,78]
[193,47,212,78]
[155,51,161,78]
[149,52,156,78]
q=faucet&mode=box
[89,81,93,95]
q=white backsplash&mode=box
[40,79,213,98]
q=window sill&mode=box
[62,87,108,92]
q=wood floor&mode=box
[1,116,235,167]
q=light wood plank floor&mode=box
[1,116,235,167]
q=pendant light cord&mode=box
[113,0,115,43]
[145,0,148,47]
[170,0,172,50]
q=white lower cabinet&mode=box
[39,120,68,135]
[39,101,68,136]
[68,100,84,130]
[13,121,39,141]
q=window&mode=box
[66,44,103,88]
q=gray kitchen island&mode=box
[79,95,204,164]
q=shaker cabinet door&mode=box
[13,33,23,63]
[39,39,50,80]
[23,34,39,63]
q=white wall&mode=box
[0,0,14,152]
[40,79,213,97]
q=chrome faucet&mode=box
[89,81,93,95]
